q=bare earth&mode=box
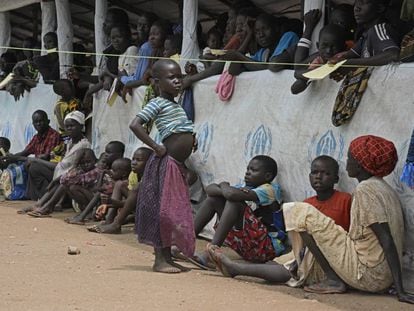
[0,201,413,311]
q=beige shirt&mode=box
[349,176,404,268]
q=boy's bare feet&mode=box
[304,279,346,294]
[214,252,237,278]
[65,215,85,225]
[86,223,121,234]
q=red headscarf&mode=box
[349,135,398,177]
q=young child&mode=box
[27,148,100,217]
[304,155,352,231]
[193,155,282,268]
[53,79,81,135]
[64,141,125,224]
[93,157,132,224]
[330,0,400,81]
[129,58,196,274]
[0,137,11,170]
[163,34,182,59]
[88,147,154,234]
[291,10,348,94]
[206,156,352,286]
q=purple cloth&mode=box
[135,155,195,256]
[160,157,195,257]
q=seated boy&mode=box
[206,155,352,286]
[192,155,282,267]
[291,9,348,94]
[330,0,400,81]
[87,147,153,234]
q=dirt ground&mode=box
[0,201,413,311]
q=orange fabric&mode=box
[304,190,352,231]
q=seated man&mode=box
[0,110,61,200]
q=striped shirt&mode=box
[137,97,194,141]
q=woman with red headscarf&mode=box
[278,135,414,304]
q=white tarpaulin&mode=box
[0,85,58,153]
[92,65,414,292]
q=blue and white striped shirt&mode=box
[137,97,194,141]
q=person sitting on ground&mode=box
[26,148,100,217]
[18,111,89,207]
[33,32,59,84]
[209,135,414,305]
[0,110,61,200]
[291,10,348,94]
[191,155,282,269]
[330,0,401,81]
[64,141,126,224]
[120,19,172,101]
[53,79,81,136]
[90,157,132,224]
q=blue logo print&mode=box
[195,122,214,165]
[308,130,345,163]
[24,123,35,144]
[244,125,272,162]
[1,121,12,138]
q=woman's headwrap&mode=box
[64,110,85,131]
[349,135,398,177]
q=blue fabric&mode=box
[272,31,299,57]
[234,182,282,206]
[180,88,195,122]
[6,163,27,200]
[120,42,152,85]
[250,31,299,62]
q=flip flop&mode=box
[17,206,35,214]
[27,211,51,218]
[304,282,346,294]
[64,217,85,225]
[185,255,216,271]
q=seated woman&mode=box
[20,111,90,214]
[208,135,414,305]
[85,23,138,101]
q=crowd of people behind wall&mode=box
[0,0,414,305]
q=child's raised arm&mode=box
[220,182,258,202]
